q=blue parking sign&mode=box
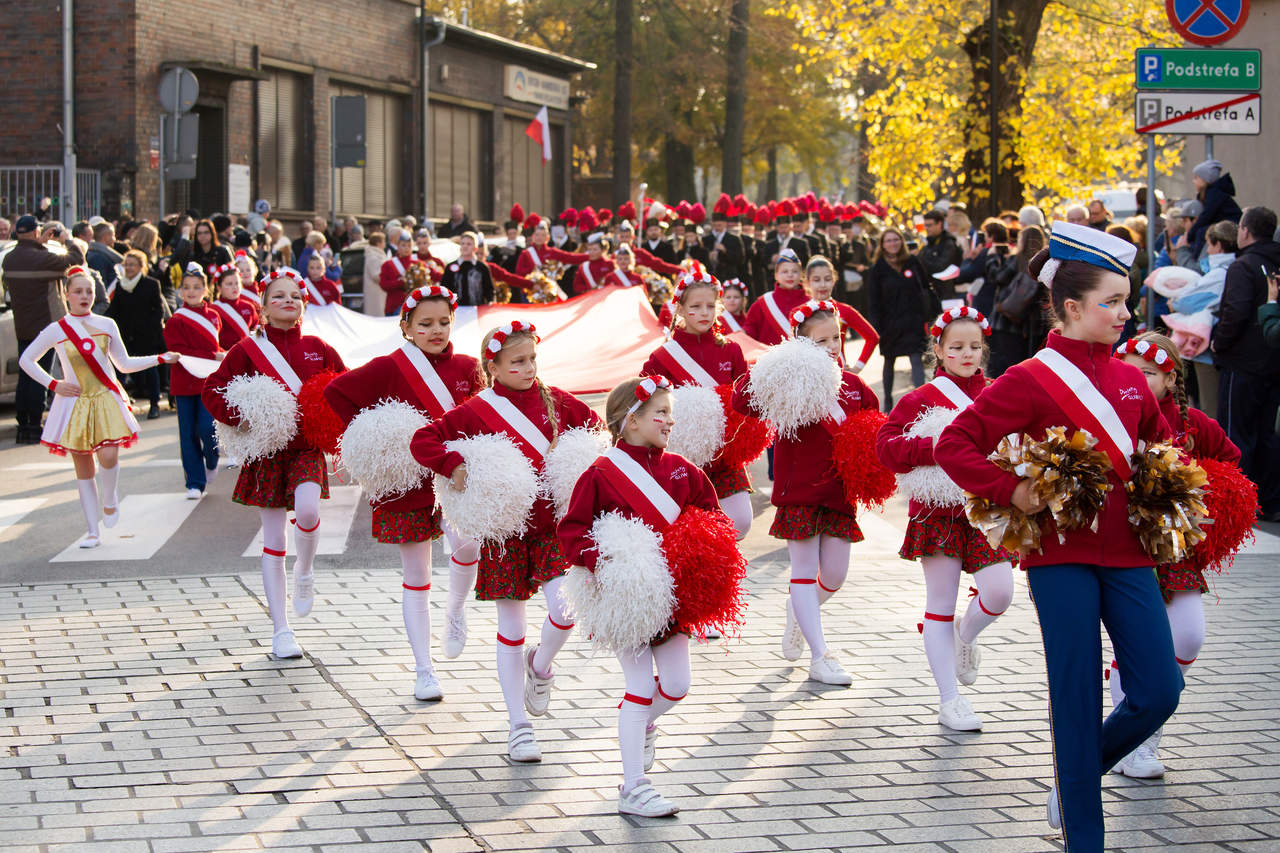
[1141,52,1163,83]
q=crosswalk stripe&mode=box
[240,486,363,557]
[6,460,182,472]
[50,493,200,562]
[0,498,48,540]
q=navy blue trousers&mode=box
[1027,564,1183,853]
[175,394,218,491]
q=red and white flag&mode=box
[525,105,552,164]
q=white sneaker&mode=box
[781,598,805,661]
[414,671,443,702]
[1117,729,1165,778]
[185,487,203,500]
[78,533,101,549]
[643,724,658,771]
[442,611,467,659]
[954,624,981,686]
[101,505,120,529]
[272,629,303,659]
[507,724,542,762]
[702,627,721,640]
[524,645,553,716]
[809,652,852,686]
[938,695,983,731]
[618,779,679,817]
[1046,785,1061,830]
[293,573,315,617]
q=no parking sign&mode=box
[1166,0,1250,46]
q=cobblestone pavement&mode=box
[2,508,1278,852]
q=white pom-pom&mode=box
[1037,258,1060,287]
[896,406,967,507]
[214,374,299,463]
[746,336,841,439]
[339,400,431,502]
[559,512,676,654]
[665,384,726,467]
[433,433,538,545]
[543,426,611,518]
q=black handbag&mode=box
[996,271,1039,322]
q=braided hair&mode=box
[1131,332,1192,450]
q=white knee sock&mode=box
[260,509,290,633]
[291,482,322,579]
[958,561,1014,644]
[817,535,851,606]
[495,601,529,728]
[1167,590,1205,673]
[96,463,119,511]
[618,646,657,789]
[921,555,963,704]
[718,491,752,541]
[648,635,690,724]
[532,575,573,677]
[76,477,100,538]
[1109,659,1126,709]
[444,526,479,619]
[400,542,433,676]
[787,537,826,661]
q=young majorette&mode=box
[876,307,1014,731]
[164,263,224,499]
[802,255,879,372]
[203,269,348,659]
[1107,332,1243,779]
[742,248,808,345]
[409,321,604,762]
[19,267,179,547]
[302,254,343,306]
[642,269,753,539]
[733,299,879,685]
[324,285,484,701]
[936,222,1181,851]
[719,278,749,333]
[211,262,260,349]
[558,376,726,817]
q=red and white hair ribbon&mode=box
[627,375,672,416]
[262,268,308,302]
[403,284,458,312]
[485,320,539,359]
[930,305,991,337]
[721,277,747,294]
[673,268,722,302]
[790,299,837,329]
[65,265,92,283]
[1114,338,1175,373]
[210,262,238,282]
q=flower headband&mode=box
[403,284,458,312]
[262,268,308,302]
[627,375,672,416]
[721,277,747,293]
[65,265,91,281]
[1114,338,1175,373]
[485,320,539,359]
[673,268,722,302]
[930,306,991,337]
[790,299,837,329]
[210,262,238,281]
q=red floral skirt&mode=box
[706,460,751,499]
[232,449,329,509]
[1156,561,1208,603]
[475,530,569,601]
[372,505,442,544]
[769,505,863,542]
[900,514,1015,574]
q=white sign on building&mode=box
[504,65,570,111]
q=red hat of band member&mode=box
[598,207,613,224]
[767,199,779,217]
[859,200,876,216]
[819,203,836,225]
[777,199,795,219]
[803,191,818,212]
[733,193,749,222]
[616,200,637,223]
[643,200,669,227]
[689,202,706,225]
[558,207,579,228]
[711,193,731,221]
[509,203,525,224]
[839,204,855,223]
[675,200,692,223]
[744,202,757,222]
[522,213,542,232]
[753,206,772,226]
[576,207,599,234]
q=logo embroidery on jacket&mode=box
[455,381,471,393]
[670,467,688,480]
[719,362,733,374]
[1119,387,1144,402]
[303,351,323,362]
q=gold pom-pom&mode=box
[1126,440,1209,565]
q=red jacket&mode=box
[935,331,1171,569]
[304,275,343,306]
[876,368,990,520]
[572,257,615,294]
[515,244,582,276]
[832,300,879,369]
[202,324,348,452]
[732,369,878,514]
[163,303,223,396]
[214,296,260,350]
[557,441,721,570]
[631,245,683,277]
[409,381,604,537]
[1157,392,1240,465]
[742,286,809,345]
[380,254,441,316]
[325,343,483,512]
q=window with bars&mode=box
[256,69,305,210]
[429,102,492,221]
[332,84,408,218]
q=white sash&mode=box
[929,375,975,409]
[304,279,328,306]
[1033,348,1135,463]
[214,301,251,336]
[721,312,743,333]
[526,246,542,269]
[581,260,599,290]
[612,270,634,288]
[391,256,407,279]
[660,340,718,388]
[474,388,551,460]
[174,307,220,348]
[603,447,682,525]
[398,342,458,416]
[761,291,793,339]
[243,333,303,394]
[826,400,847,426]
[240,288,261,306]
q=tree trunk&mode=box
[721,0,750,196]
[765,146,778,201]
[612,0,633,204]
[961,0,1048,217]
[664,135,697,202]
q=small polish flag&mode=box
[525,105,552,164]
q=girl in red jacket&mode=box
[211,262,259,349]
[876,307,1014,732]
[203,270,348,660]
[164,264,224,499]
[719,278,748,332]
[1106,332,1243,780]
[557,376,724,818]
[803,255,879,373]
[733,299,879,686]
[324,285,484,702]
[302,254,342,306]
[409,321,603,763]
[935,222,1181,852]
[641,270,753,538]
[743,248,807,345]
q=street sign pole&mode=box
[1146,136,1156,331]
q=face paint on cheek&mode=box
[651,417,665,424]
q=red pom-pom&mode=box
[662,507,748,640]
[833,409,897,509]
[298,370,345,455]
[714,383,773,470]
[1192,457,1258,573]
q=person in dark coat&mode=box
[866,226,934,411]
[441,233,494,306]
[435,204,477,240]
[1186,159,1243,259]
[105,249,170,418]
[987,225,1046,377]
